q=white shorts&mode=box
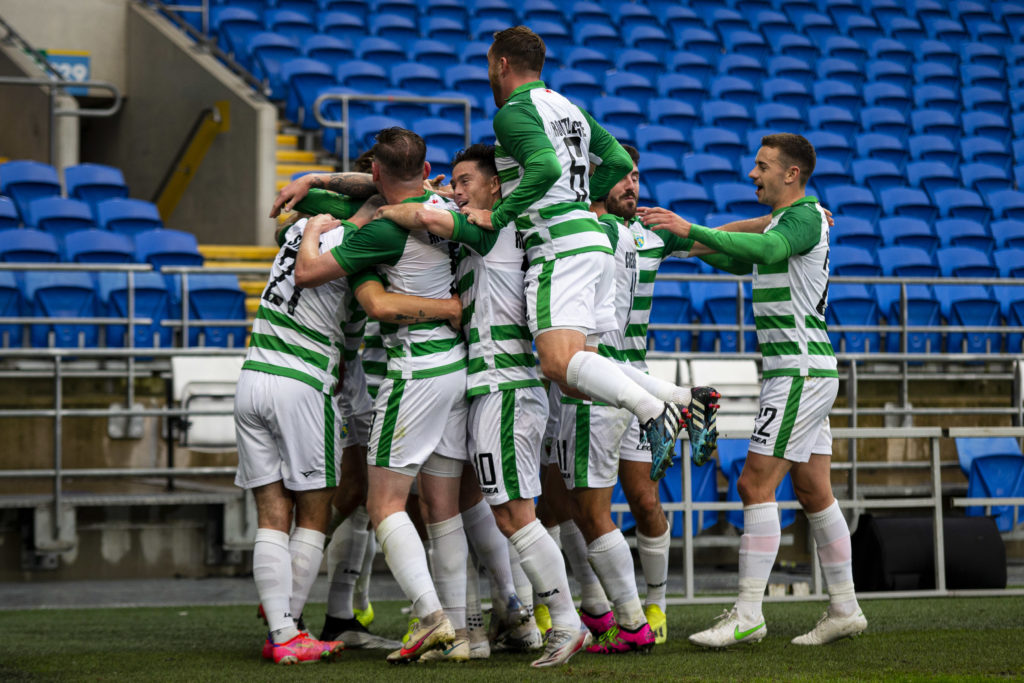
[367,369,468,474]
[525,251,617,337]
[337,356,374,418]
[555,400,632,489]
[468,385,547,505]
[748,376,837,463]
[234,369,343,491]
[341,409,372,448]
[617,415,652,463]
[541,383,561,467]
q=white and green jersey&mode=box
[593,213,638,364]
[753,197,837,378]
[359,318,386,399]
[491,80,633,266]
[332,191,466,381]
[243,218,352,394]
[449,211,543,398]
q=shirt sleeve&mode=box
[699,252,754,275]
[652,227,694,258]
[771,204,825,256]
[347,269,384,291]
[688,224,793,265]
[331,219,406,274]
[294,189,363,220]
[581,108,633,200]
[450,211,501,255]
[490,102,561,227]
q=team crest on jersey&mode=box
[632,228,645,249]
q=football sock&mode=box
[618,363,692,406]
[507,540,534,614]
[737,503,781,623]
[289,527,326,626]
[326,507,370,619]
[377,511,441,619]
[353,530,375,612]
[511,519,580,631]
[807,500,860,617]
[544,523,562,549]
[427,514,469,630]
[462,499,515,605]
[559,520,611,615]
[466,555,485,633]
[587,529,645,629]
[636,528,671,611]
[566,351,664,424]
[253,528,299,643]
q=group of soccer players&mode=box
[233,25,867,667]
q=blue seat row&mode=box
[0,227,203,268]
[955,438,1024,533]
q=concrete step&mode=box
[276,162,333,178]
[276,149,317,164]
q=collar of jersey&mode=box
[506,80,546,101]
[400,190,433,204]
[770,195,818,216]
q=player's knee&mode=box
[737,473,770,505]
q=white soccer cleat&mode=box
[530,625,592,667]
[418,637,470,663]
[688,607,767,649]
[791,610,867,645]
[468,626,490,659]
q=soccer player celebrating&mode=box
[460,26,715,480]
[640,133,868,647]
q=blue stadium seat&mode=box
[961,163,1013,202]
[649,280,692,352]
[994,248,1024,279]
[767,55,814,90]
[26,197,96,239]
[0,228,59,263]
[749,9,794,44]
[712,182,761,218]
[62,229,134,264]
[909,134,960,169]
[993,219,1024,250]
[676,28,723,64]
[134,228,203,270]
[22,270,99,348]
[878,283,942,353]
[913,85,959,118]
[810,157,851,192]
[961,136,1013,174]
[212,7,263,61]
[936,283,1001,353]
[888,16,927,50]
[373,0,418,23]
[918,40,959,71]
[878,244,940,278]
[530,20,572,52]
[96,199,163,237]
[467,0,515,23]
[605,72,656,106]
[879,186,938,222]
[548,69,600,110]
[709,75,759,110]
[961,64,1007,92]
[424,0,467,24]
[807,105,857,138]
[867,59,913,91]
[404,39,458,73]
[521,0,564,26]
[64,164,129,215]
[878,216,937,252]
[907,160,959,198]
[96,271,173,348]
[910,110,960,142]
[817,56,864,89]
[319,11,364,42]
[654,181,714,219]
[443,64,492,115]
[0,196,18,229]
[390,63,444,96]
[832,216,880,249]
[988,190,1024,221]
[469,118,495,145]
[576,23,623,53]
[421,17,466,44]
[318,86,376,155]
[636,152,683,187]
[281,58,335,128]
[690,128,745,168]
[839,13,884,42]
[722,29,770,62]
[657,74,707,103]
[937,246,998,278]
[996,283,1024,351]
[962,452,1024,532]
[852,159,904,200]
[424,147,453,182]
[264,9,315,46]
[593,96,645,131]
[354,36,405,70]
[663,5,702,36]
[827,283,882,352]
[794,12,836,44]
[706,7,750,38]
[564,46,613,80]
[718,54,767,88]
[753,102,803,132]
[247,33,301,100]
[779,0,819,25]
[830,245,881,276]
[964,85,1010,119]
[963,111,1014,149]
[658,447,719,537]
[372,87,429,124]
[868,37,914,69]
[320,1,368,20]
[814,79,862,115]
[719,439,796,530]
[860,105,910,141]
[935,218,994,254]
[758,77,812,116]
[825,185,882,223]
[413,118,465,159]
[701,100,754,137]
[0,160,61,222]
[934,187,992,226]
[623,26,674,59]
[177,273,246,348]
[666,52,714,85]
[962,41,1006,71]
[691,280,756,353]
[636,125,689,160]
[683,154,739,187]
[0,270,21,347]
[925,15,970,48]
[647,100,699,137]
[368,13,418,42]
[568,1,611,29]
[914,62,958,91]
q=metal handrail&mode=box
[313,92,473,171]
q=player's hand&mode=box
[462,207,493,229]
[306,213,341,234]
[636,206,691,238]
[270,174,317,218]
[445,291,463,331]
[425,174,452,197]
[373,204,398,221]
[822,206,835,227]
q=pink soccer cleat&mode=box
[271,632,344,665]
[580,609,616,638]
[586,623,656,654]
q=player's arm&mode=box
[580,108,633,200]
[270,172,376,217]
[638,207,770,256]
[294,214,348,287]
[352,275,462,331]
[689,205,821,265]
[346,194,386,227]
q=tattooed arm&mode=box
[270,172,377,217]
[353,279,462,330]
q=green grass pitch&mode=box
[1,597,1022,681]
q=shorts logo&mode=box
[300,469,316,478]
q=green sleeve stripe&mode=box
[387,357,467,379]
[361,360,387,376]
[625,324,648,338]
[805,315,828,330]
[807,341,836,356]
[498,167,520,183]
[548,216,607,239]
[755,314,795,330]
[492,324,532,341]
[458,270,474,294]
[241,361,323,392]
[538,201,589,220]
[760,341,801,357]
[632,296,652,311]
[598,344,647,363]
[494,352,537,369]
[752,287,791,303]
[249,333,330,370]
[375,379,405,467]
[638,269,657,283]
[495,145,510,158]
[255,306,331,346]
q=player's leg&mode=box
[291,487,335,628]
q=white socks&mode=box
[544,523,562,549]
[559,520,610,615]
[807,500,860,617]
[289,527,325,628]
[636,528,671,611]
[587,529,645,629]
[427,514,469,630]
[737,503,781,623]
[466,555,486,633]
[377,511,442,619]
[254,528,299,642]
[508,540,534,613]
[510,519,580,631]
[326,507,370,619]
[462,499,515,606]
[618,363,692,406]
[565,351,664,424]
[354,532,375,611]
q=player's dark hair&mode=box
[353,147,375,173]
[761,133,816,185]
[621,143,640,166]
[374,127,426,182]
[491,25,546,73]
[452,144,498,178]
